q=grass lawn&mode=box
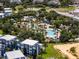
[0,30,3,34]
[42,44,65,59]
[56,6,76,12]
[63,6,75,10]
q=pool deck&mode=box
[45,28,57,39]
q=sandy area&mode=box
[75,45,79,58]
[54,43,79,59]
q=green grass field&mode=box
[0,30,3,34]
[56,6,76,12]
[42,44,65,59]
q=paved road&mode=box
[15,7,79,21]
[54,11,79,21]
[25,7,79,21]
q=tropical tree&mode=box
[60,29,72,42]
[60,0,72,6]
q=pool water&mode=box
[46,29,57,39]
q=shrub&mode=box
[37,55,43,59]
[73,54,77,57]
[70,47,76,53]
[64,56,68,59]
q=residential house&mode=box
[21,39,41,55]
[4,8,12,16]
[47,0,60,6]
[4,50,26,59]
[10,0,22,4]
[0,35,19,50]
[33,0,44,4]
[0,13,4,18]
[22,16,36,21]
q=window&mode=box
[21,45,24,48]
[21,57,25,59]
[6,42,8,45]
[0,45,2,49]
[15,58,19,59]
[9,42,11,45]
[0,51,1,56]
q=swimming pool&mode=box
[46,28,57,39]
